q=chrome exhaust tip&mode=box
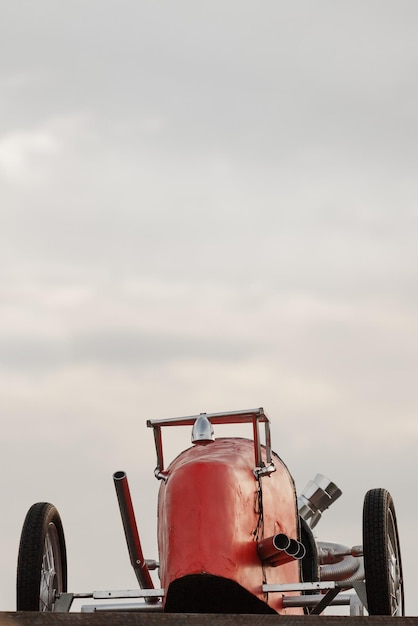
[298,473,342,529]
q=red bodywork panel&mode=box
[157,437,303,614]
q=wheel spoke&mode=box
[39,524,60,610]
[388,512,402,616]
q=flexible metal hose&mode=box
[318,542,363,582]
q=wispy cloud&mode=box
[0,128,58,182]
[0,0,417,613]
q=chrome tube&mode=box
[282,594,352,608]
[258,533,290,561]
[258,533,306,567]
[298,474,342,529]
[113,471,156,600]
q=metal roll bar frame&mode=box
[147,407,276,481]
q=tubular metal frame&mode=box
[147,407,275,480]
[57,583,365,616]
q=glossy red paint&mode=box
[157,437,303,614]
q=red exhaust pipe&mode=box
[113,471,157,600]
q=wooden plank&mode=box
[0,614,417,626]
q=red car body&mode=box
[157,435,303,614]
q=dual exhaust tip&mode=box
[257,533,306,567]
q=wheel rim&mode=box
[387,509,403,616]
[39,523,63,611]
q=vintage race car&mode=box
[16,408,404,616]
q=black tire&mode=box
[17,502,67,611]
[363,488,404,616]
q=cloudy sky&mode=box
[1,0,417,614]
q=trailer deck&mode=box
[0,613,416,625]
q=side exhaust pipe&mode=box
[257,533,306,567]
[298,474,342,529]
[113,471,157,601]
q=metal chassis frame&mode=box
[54,582,365,615]
[53,589,165,613]
[263,582,365,616]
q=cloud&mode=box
[0,128,58,182]
[0,0,417,613]
[0,329,257,371]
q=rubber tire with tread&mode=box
[363,488,404,616]
[17,502,67,611]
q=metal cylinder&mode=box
[258,533,306,567]
[286,538,306,560]
[113,471,156,600]
[257,533,290,562]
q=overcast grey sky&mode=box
[1,0,418,614]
